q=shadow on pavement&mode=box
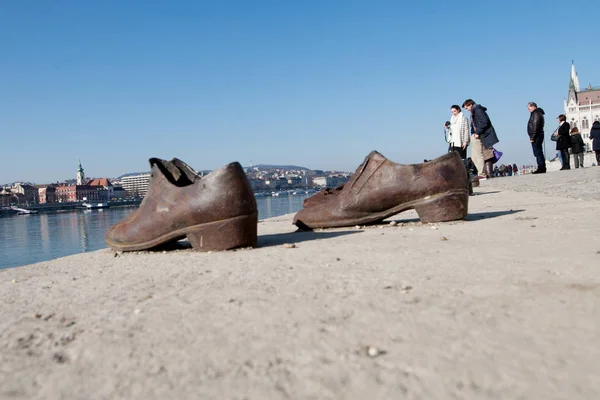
[143,230,361,251]
[142,209,521,252]
[259,230,359,247]
[465,209,524,220]
[472,190,502,195]
[386,208,523,224]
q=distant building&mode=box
[287,176,302,187]
[11,183,38,203]
[47,162,108,203]
[564,63,600,151]
[112,186,126,199]
[0,191,19,206]
[265,177,289,190]
[54,185,104,203]
[311,177,327,187]
[87,178,114,199]
[38,186,56,204]
[121,173,151,197]
[0,184,37,204]
[247,178,268,192]
[312,176,349,188]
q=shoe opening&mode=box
[149,158,198,187]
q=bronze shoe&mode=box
[293,151,469,230]
[105,158,257,251]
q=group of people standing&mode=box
[554,114,584,170]
[493,163,520,177]
[446,100,600,179]
[445,99,499,180]
[528,101,600,171]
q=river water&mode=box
[0,194,311,270]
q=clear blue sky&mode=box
[1,0,599,184]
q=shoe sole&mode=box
[295,189,468,229]
[106,213,258,252]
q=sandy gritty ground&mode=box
[1,167,599,400]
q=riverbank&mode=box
[1,167,599,399]
[0,199,142,217]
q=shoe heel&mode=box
[414,191,468,223]
[186,213,257,251]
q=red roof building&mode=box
[86,178,114,199]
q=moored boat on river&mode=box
[81,202,110,210]
[9,206,38,215]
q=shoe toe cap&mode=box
[293,208,317,230]
[105,221,133,248]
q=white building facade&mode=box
[121,173,151,197]
[311,176,348,188]
[564,63,600,151]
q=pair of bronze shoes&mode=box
[105,151,469,252]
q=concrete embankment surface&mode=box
[1,167,599,399]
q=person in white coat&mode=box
[445,105,478,192]
[446,105,470,160]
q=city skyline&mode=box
[2,1,599,184]
[0,159,351,188]
[0,159,352,187]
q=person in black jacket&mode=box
[590,121,600,165]
[556,114,571,170]
[527,102,546,174]
[570,127,585,168]
[462,99,499,178]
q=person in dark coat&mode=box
[527,102,546,174]
[570,127,585,168]
[462,99,499,178]
[556,114,571,170]
[590,121,600,166]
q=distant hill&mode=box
[114,164,319,179]
[249,164,310,171]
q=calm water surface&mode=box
[0,194,311,270]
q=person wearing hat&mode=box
[556,114,572,170]
[570,126,585,168]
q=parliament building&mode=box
[564,63,600,151]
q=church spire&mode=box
[568,62,579,104]
[76,159,85,185]
[569,62,580,91]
